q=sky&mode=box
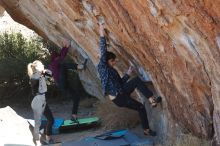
[0,11,36,38]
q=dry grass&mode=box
[96,99,140,130]
[174,134,211,146]
[159,133,211,146]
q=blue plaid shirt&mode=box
[97,37,130,96]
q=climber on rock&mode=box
[48,39,87,123]
[97,22,161,136]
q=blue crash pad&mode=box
[41,118,64,135]
[62,129,154,146]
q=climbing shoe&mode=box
[144,129,156,136]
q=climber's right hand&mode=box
[99,22,105,37]
[62,38,71,48]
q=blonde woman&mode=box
[27,60,55,145]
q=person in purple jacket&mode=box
[49,39,87,122]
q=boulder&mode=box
[0,106,34,146]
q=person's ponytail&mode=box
[27,63,34,77]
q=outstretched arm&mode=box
[59,39,71,61]
[99,23,107,64]
[122,66,134,83]
[97,23,109,95]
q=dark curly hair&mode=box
[106,51,116,61]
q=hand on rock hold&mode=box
[77,64,84,70]
[127,66,135,75]
[62,38,71,48]
[99,22,105,37]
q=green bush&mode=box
[0,32,49,81]
[0,32,90,106]
[0,32,49,102]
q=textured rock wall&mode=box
[0,5,4,16]
[0,0,219,145]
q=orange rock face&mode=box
[0,5,4,16]
[0,0,219,144]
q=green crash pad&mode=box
[60,117,100,131]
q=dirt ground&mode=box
[2,97,148,144]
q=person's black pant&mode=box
[59,63,78,90]
[43,104,54,136]
[72,95,80,115]
[59,62,80,115]
[112,76,153,129]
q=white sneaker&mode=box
[36,140,41,146]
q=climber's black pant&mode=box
[112,77,153,129]
[71,95,80,115]
[59,63,78,90]
[43,104,54,136]
[59,62,80,115]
